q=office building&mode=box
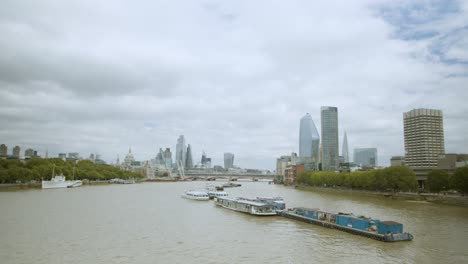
[164,148,172,169]
[321,106,339,171]
[13,146,20,159]
[403,108,445,169]
[390,156,405,167]
[176,135,186,168]
[0,144,7,157]
[25,148,35,158]
[185,144,193,169]
[224,153,234,169]
[437,154,468,173]
[299,113,320,164]
[354,148,378,167]
[201,151,212,168]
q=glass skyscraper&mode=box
[299,113,320,164]
[342,131,349,163]
[176,135,186,168]
[354,148,377,167]
[321,106,339,171]
[224,153,234,169]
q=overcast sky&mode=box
[1,0,467,170]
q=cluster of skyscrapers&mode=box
[148,135,234,172]
[278,106,380,177]
[296,106,375,172]
[0,144,22,159]
[278,106,467,188]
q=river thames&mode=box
[1,181,467,264]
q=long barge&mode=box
[282,207,413,242]
[215,197,285,216]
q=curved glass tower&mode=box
[299,113,320,163]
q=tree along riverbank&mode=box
[294,185,468,207]
[0,158,144,184]
[297,166,468,195]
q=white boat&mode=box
[207,190,229,199]
[41,165,82,189]
[42,175,83,189]
[206,184,229,199]
[214,197,279,216]
[181,190,210,201]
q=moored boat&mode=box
[282,207,413,242]
[255,197,286,210]
[42,175,82,189]
[222,182,241,188]
[42,165,82,189]
[181,190,210,201]
[207,190,228,199]
[215,196,284,216]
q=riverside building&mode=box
[403,108,445,169]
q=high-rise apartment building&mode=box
[354,148,378,167]
[299,113,320,164]
[0,144,7,157]
[342,132,349,163]
[224,153,234,169]
[321,106,339,171]
[403,108,445,169]
[13,146,20,159]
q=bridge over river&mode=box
[182,172,275,180]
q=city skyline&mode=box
[1,1,467,169]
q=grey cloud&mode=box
[0,0,467,169]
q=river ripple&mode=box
[1,181,467,264]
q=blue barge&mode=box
[281,207,413,242]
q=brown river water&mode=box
[1,181,467,264]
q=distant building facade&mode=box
[390,156,405,167]
[164,148,172,169]
[438,154,468,173]
[299,113,320,167]
[185,144,193,169]
[276,153,297,178]
[353,148,378,167]
[201,151,212,168]
[175,135,187,168]
[285,164,305,185]
[24,148,36,158]
[224,153,234,169]
[321,106,339,171]
[123,148,135,168]
[13,146,20,159]
[342,132,349,163]
[67,153,80,160]
[0,144,7,158]
[404,108,445,169]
